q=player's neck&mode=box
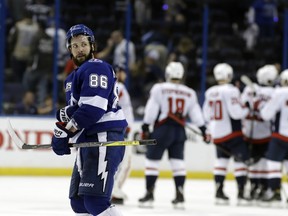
[218,80,229,85]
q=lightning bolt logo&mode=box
[98,147,108,192]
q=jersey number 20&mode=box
[209,100,223,120]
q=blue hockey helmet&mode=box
[66,24,95,49]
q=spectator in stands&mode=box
[144,42,168,71]
[26,0,52,23]
[22,20,53,106]
[13,91,53,115]
[129,48,164,108]
[168,36,196,77]
[8,8,39,82]
[162,0,187,23]
[247,0,278,38]
[13,91,38,115]
[242,22,259,51]
[45,19,69,72]
[98,30,136,71]
[134,0,152,25]
[141,23,170,71]
[37,95,53,115]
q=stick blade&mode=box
[240,75,255,90]
[138,139,157,145]
[7,118,25,149]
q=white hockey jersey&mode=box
[203,83,249,144]
[143,82,205,127]
[241,84,274,142]
[117,82,134,126]
[260,86,288,140]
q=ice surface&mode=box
[0,176,287,215]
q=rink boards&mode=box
[0,117,230,178]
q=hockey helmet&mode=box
[280,69,288,86]
[66,24,95,50]
[213,63,233,82]
[165,62,184,81]
[256,64,278,86]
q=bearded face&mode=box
[69,35,93,66]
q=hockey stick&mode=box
[240,75,257,161]
[240,75,255,92]
[7,119,157,150]
[168,113,250,164]
[167,113,202,136]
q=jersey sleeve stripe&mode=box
[79,95,108,110]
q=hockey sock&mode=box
[215,175,225,187]
[269,178,281,191]
[260,178,268,190]
[173,176,185,190]
[146,175,157,191]
[235,176,247,191]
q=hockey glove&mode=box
[56,105,79,123]
[141,123,150,139]
[51,122,74,156]
[199,126,211,144]
[244,101,251,110]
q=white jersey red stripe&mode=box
[203,83,249,143]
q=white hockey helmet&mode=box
[213,63,233,82]
[256,64,278,86]
[280,69,288,86]
[165,62,184,81]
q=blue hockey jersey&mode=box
[64,58,128,133]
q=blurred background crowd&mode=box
[1,0,288,118]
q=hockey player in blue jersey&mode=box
[51,24,127,216]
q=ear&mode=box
[91,43,97,52]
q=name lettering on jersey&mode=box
[257,94,271,102]
[231,97,240,104]
[162,89,191,97]
[65,82,72,92]
[79,182,95,188]
[210,92,219,97]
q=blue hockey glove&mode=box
[56,105,79,123]
[51,122,74,156]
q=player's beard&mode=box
[72,52,93,67]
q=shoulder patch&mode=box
[65,82,72,92]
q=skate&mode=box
[111,188,127,205]
[172,188,185,209]
[111,196,124,205]
[138,190,154,208]
[249,184,258,200]
[254,187,266,204]
[215,189,229,205]
[260,189,282,208]
[237,190,252,206]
